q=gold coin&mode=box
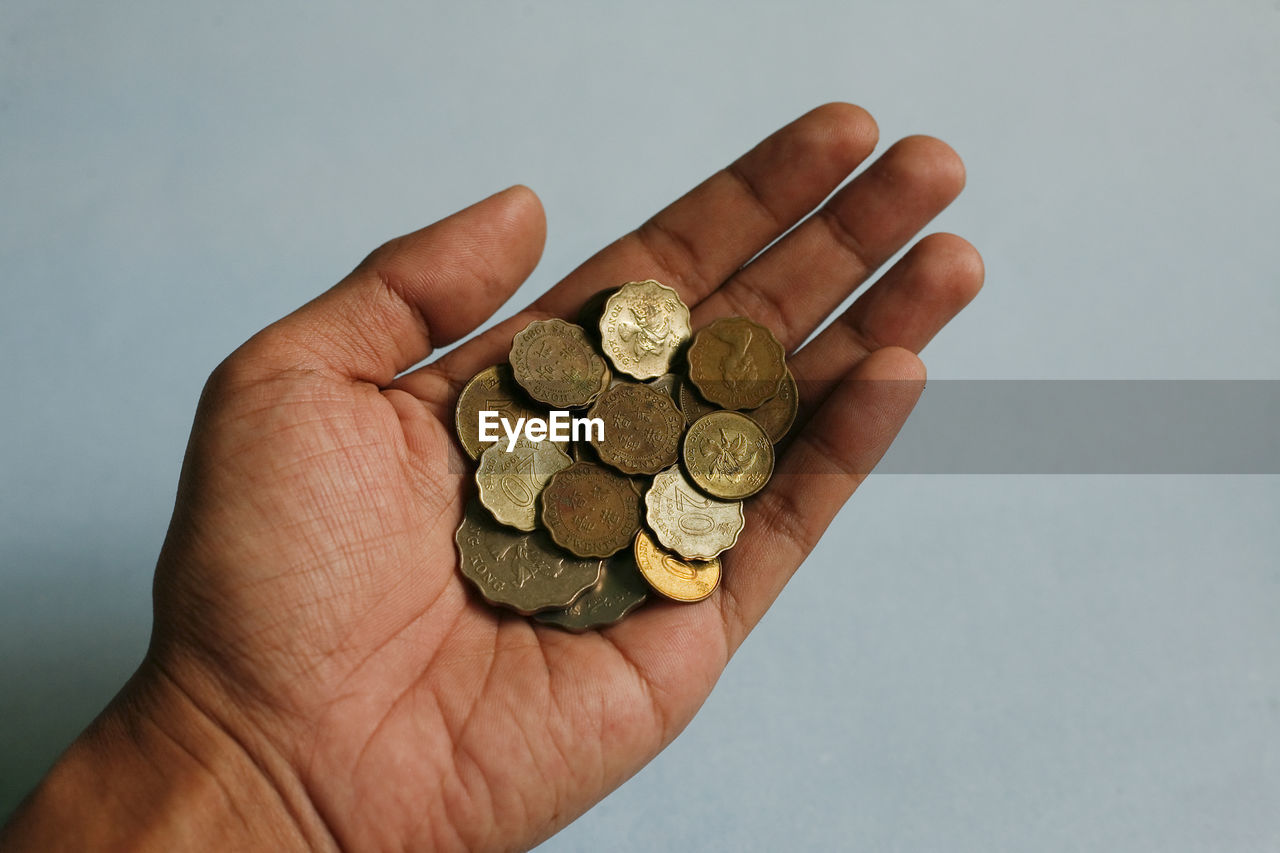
[686,316,786,410]
[454,364,550,460]
[455,499,603,614]
[587,382,684,476]
[682,410,774,500]
[534,549,649,631]
[509,318,609,409]
[743,366,798,442]
[475,435,572,531]
[644,465,744,560]
[541,462,643,558]
[633,529,720,602]
[598,280,692,380]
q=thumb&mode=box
[240,185,546,385]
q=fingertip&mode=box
[912,231,985,306]
[883,134,967,199]
[861,344,927,384]
[488,184,547,272]
[804,101,880,159]
[495,184,546,232]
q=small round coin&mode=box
[599,280,692,380]
[682,410,774,500]
[687,316,786,410]
[476,435,572,531]
[455,499,603,614]
[633,529,721,602]
[534,549,649,631]
[541,462,643,558]
[509,318,609,409]
[743,366,798,443]
[587,382,684,476]
[455,364,551,460]
[644,465,744,560]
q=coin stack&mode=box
[453,279,798,630]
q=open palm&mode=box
[144,104,981,851]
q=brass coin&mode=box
[534,549,649,631]
[476,435,572,531]
[633,529,720,603]
[644,465,744,560]
[541,462,643,558]
[455,499,603,614]
[682,411,774,500]
[686,316,786,410]
[598,280,692,380]
[509,318,609,409]
[587,382,684,476]
[743,366,798,443]
[454,364,551,460]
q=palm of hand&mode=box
[147,105,981,851]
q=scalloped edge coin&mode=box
[598,280,692,380]
[540,462,643,558]
[476,435,573,531]
[643,465,744,560]
[455,499,603,614]
[509,318,609,409]
[686,316,786,410]
[587,382,684,476]
[534,549,649,631]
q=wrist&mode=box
[1,658,332,851]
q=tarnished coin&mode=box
[646,373,683,408]
[510,319,609,409]
[570,438,598,464]
[534,550,649,631]
[455,364,551,460]
[687,316,786,410]
[744,366,798,442]
[587,382,684,476]
[633,529,721,602]
[455,499,603,614]
[644,465,744,560]
[577,286,621,337]
[599,280,692,380]
[677,377,718,424]
[541,462,643,558]
[476,435,572,531]
[683,411,774,500]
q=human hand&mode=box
[2,104,981,851]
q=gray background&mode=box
[2,1,1277,849]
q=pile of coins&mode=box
[453,279,797,630]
